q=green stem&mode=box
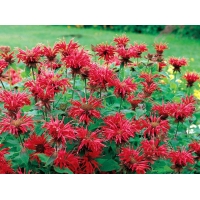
[31,67,35,80]
[18,133,24,147]
[119,62,125,81]
[72,75,76,99]
[0,79,5,90]
[84,79,87,99]
[119,97,123,112]
[175,122,179,138]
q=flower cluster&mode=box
[0,35,199,174]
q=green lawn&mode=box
[0,25,200,71]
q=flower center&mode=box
[36,144,45,153]
[130,157,136,164]
[81,103,93,111]
[151,122,159,128]
[11,119,23,127]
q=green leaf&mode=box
[44,156,55,167]
[98,159,120,172]
[25,66,31,77]
[20,151,29,165]
[135,108,146,119]
[54,166,73,174]
[38,154,49,163]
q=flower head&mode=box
[154,43,168,54]
[62,49,91,77]
[183,72,199,87]
[141,139,168,162]
[76,127,105,152]
[0,91,30,116]
[0,59,8,76]
[189,141,200,158]
[127,95,142,110]
[0,112,34,135]
[168,96,196,123]
[43,118,76,146]
[152,102,171,120]
[54,150,79,173]
[3,68,22,85]
[169,57,188,73]
[24,133,55,163]
[16,46,42,67]
[102,112,136,144]
[140,116,170,139]
[119,147,150,174]
[112,77,137,99]
[68,96,103,125]
[54,39,80,57]
[168,148,194,173]
[113,35,130,47]
[78,150,101,174]
[88,64,116,92]
[94,43,115,62]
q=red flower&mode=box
[154,43,168,54]
[141,139,168,161]
[113,35,130,47]
[43,118,76,146]
[16,46,42,67]
[189,141,200,158]
[168,148,194,173]
[140,72,159,84]
[183,72,199,87]
[25,81,55,111]
[113,77,137,99]
[130,43,148,58]
[140,82,157,98]
[168,96,196,122]
[24,133,55,163]
[36,70,71,93]
[88,64,116,92]
[3,68,22,85]
[127,95,142,110]
[102,112,136,144]
[76,127,105,152]
[169,57,188,73]
[68,96,103,125]
[94,43,115,62]
[0,112,34,135]
[0,52,15,64]
[152,102,171,120]
[0,59,8,76]
[78,151,100,174]
[0,91,30,116]
[0,144,14,174]
[116,46,134,65]
[42,45,58,61]
[54,150,79,173]
[54,39,80,57]
[158,62,167,72]
[141,116,170,138]
[62,49,91,77]
[119,147,150,174]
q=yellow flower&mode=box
[169,75,174,80]
[176,79,182,83]
[167,65,174,74]
[194,89,200,100]
[159,80,166,84]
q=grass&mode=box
[0,25,200,71]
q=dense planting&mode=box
[0,35,200,174]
